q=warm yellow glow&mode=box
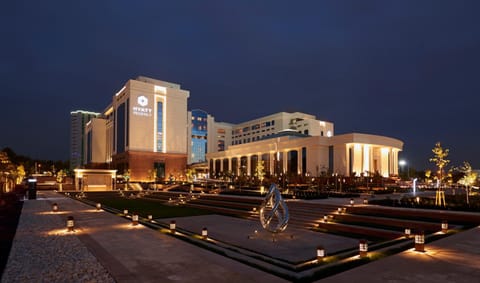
[104,106,113,116]
[115,86,126,97]
[154,85,167,94]
[363,145,370,173]
[155,94,167,153]
[319,121,326,127]
[37,211,70,215]
[111,222,146,230]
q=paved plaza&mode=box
[2,191,480,282]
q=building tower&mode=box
[70,110,99,170]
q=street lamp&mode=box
[399,160,408,179]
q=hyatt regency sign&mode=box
[133,95,152,117]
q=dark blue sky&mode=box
[1,1,479,170]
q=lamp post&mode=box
[415,231,425,252]
[317,246,325,261]
[359,239,368,258]
[399,160,408,180]
[202,227,208,239]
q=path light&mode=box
[405,228,411,238]
[415,231,425,252]
[202,227,208,239]
[147,215,153,221]
[337,207,342,213]
[67,216,74,232]
[123,209,128,215]
[441,220,448,233]
[342,207,347,214]
[359,239,368,258]
[363,198,368,204]
[350,198,354,206]
[132,212,139,226]
[323,215,328,223]
[96,203,101,211]
[317,246,325,261]
[170,220,176,233]
[52,203,58,212]
[416,196,420,204]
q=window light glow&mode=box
[155,95,167,153]
[115,86,126,97]
[154,85,167,94]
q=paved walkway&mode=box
[1,191,286,283]
[2,190,480,282]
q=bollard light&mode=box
[132,212,139,226]
[317,246,325,261]
[405,228,411,238]
[359,239,368,258]
[363,198,368,204]
[323,215,328,223]
[52,203,58,212]
[415,231,425,252]
[350,198,354,206]
[342,207,347,214]
[337,207,342,213]
[147,215,153,221]
[96,203,101,211]
[416,196,420,204]
[123,209,128,215]
[441,220,448,233]
[202,227,208,239]
[170,220,176,233]
[67,216,75,232]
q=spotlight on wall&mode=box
[52,203,58,212]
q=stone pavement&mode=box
[2,190,480,283]
[319,225,480,283]
[1,191,287,283]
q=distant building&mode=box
[70,110,100,170]
[187,109,209,164]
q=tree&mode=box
[254,160,265,185]
[457,162,478,205]
[56,170,66,191]
[429,142,450,206]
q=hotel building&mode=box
[84,76,189,181]
[79,75,403,183]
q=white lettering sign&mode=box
[133,95,153,117]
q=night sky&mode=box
[1,1,479,171]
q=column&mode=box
[297,148,302,175]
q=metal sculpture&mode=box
[259,183,289,233]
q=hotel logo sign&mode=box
[133,95,153,117]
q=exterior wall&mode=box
[206,133,403,178]
[70,110,99,169]
[85,118,107,164]
[112,151,187,182]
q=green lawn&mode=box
[86,197,213,218]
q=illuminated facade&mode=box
[81,76,402,182]
[207,131,403,178]
[86,76,189,181]
[188,109,209,164]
